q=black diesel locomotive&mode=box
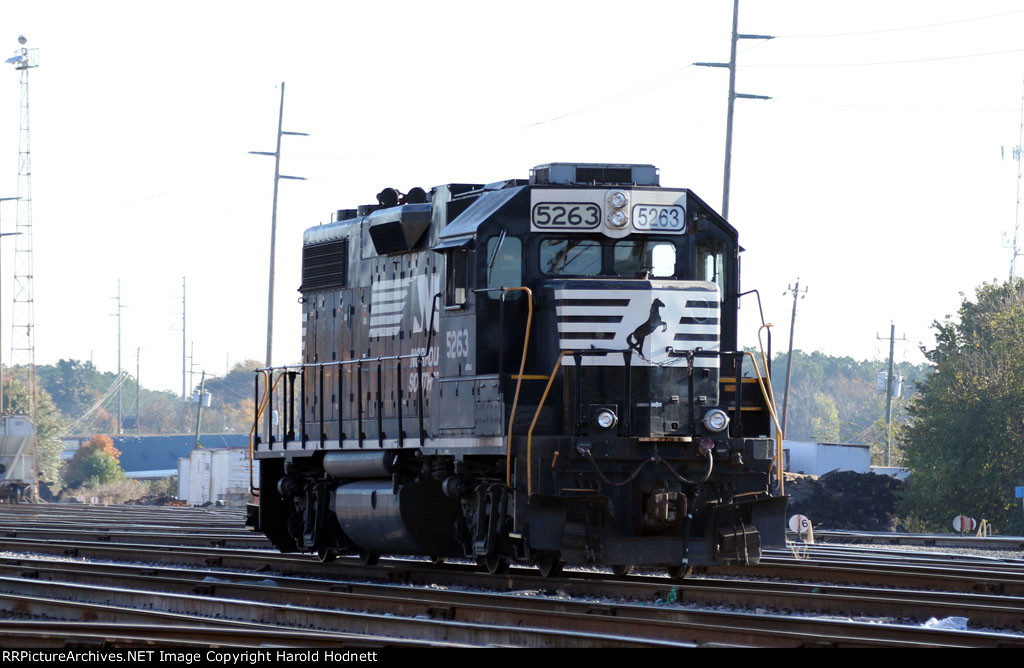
[250,162,786,576]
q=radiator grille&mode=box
[302,238,348,292]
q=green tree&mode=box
[65,450,126,488]
[65,434,126,488]
[37,359,114,421]
[899,280,1024,534]
[808,393,840,442]
[196,360,262,433]
[771,350,928,444]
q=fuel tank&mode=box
[332,480,463,556]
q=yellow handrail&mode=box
[756,324,777,406]
[503,286,533,488]
[526,351,570,496]
[741,351,785,497]
[248,368,288,495]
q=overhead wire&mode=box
[745,46,1024,69]
[67,371,131,434]
[775,8,1024,39]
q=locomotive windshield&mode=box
[613,239,676,278]
[537,236,680,278]
[539,238,602,275]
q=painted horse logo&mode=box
[626,298,667,357]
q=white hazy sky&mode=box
[2,0,1023,394]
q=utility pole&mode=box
[780,278,808,436]
[1004,75,1024,278]
[193,371,206,449]
[695,0,772,219]
[249,82,307,371]
[181,277,186,402]
[135,347,141,433]
[188,341,196,396]
[185,340,196,432]
[110,280,127,434]
[877,322,908,466]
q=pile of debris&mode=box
[124,493,187,506]
[784,470,906,531]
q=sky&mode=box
[2,0,1024,396]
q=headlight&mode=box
[608,210,628,228]
[595,408,618,430]
[702,408,730,433]
[607,190,628,209]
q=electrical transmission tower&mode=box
[6,36,39,423]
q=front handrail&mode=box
[526,350,570,496]
[742,350,784,496]
[500,286,533,488]
[248,368,287,495]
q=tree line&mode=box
[767,349,929,464]
[3,359,263,497]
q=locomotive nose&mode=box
[549,280,722,438]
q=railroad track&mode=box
[0,550,1020,647]
[1,504,1023,647]
[806,530,1024,551]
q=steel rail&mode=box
[3,540,1024,646]
[4,530,1024,599]
[0,576,693,649]
[5,553,1024,634]
[0,561,1015,647]
[0,525,268,548]
[0,620,464,649]
[804,530,1024,551]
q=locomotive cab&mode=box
[251,163,786,575]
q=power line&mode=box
[746,45,1024,69]
[775,9,1024,39]
[773,96,1017,113]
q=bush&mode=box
[65,449,125,489]
[66,478,147,505]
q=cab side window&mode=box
[486,235,522,299]
[695,240,726,302]
[445,250,468,307]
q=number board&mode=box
[529,189,687,235]
[532,202,601,230]
[632,204,684,231]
